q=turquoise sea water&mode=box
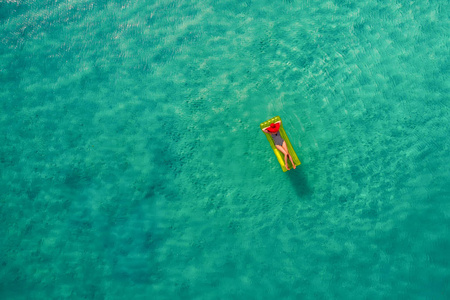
[1,0,449,298]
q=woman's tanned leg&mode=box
[282,142,296,169]
[276,145,290,170]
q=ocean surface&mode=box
[1,0,449,299]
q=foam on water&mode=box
[1,0,449,298]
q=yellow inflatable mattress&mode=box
[260,116,301,172]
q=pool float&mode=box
[260,116,301,172]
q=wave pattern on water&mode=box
[1,0,449,299]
